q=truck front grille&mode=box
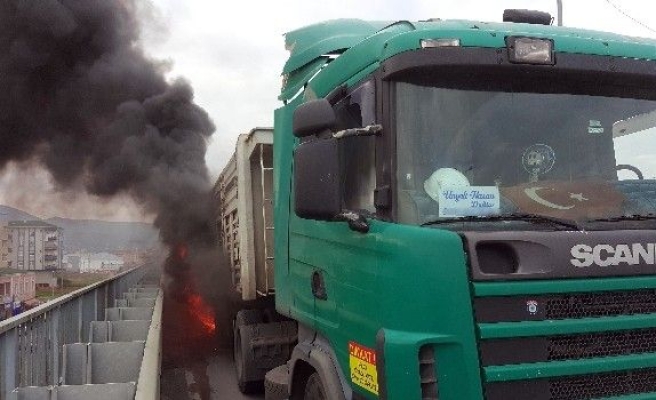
[480,328,656,366]
[548,329,656,360]
[474,289,656,323]
[546,289,656,319]
[475,287,656,400]
[486,367,656,400]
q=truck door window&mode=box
[334,82,376,213]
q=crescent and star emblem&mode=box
[524,187,589,210]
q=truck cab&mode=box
[231,11,656,400]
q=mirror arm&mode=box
[334,210,370,233]
[332,124,382,139]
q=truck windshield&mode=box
[395,81,656,229]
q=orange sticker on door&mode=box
[349,341,379,395]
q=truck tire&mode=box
[263,307,284,322]
[303,372,326,400]
[264,364,289,400]
[234,324,263,393]
[234,315,297,395]
[235,309,264,327]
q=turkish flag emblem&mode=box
[502,181,625,219]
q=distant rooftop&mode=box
[8,220,60,229]
[0,269,36,276]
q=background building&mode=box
[0,272,35,301]
[0,271,36,319]
[115,249,148,268]
[63,254,81,272]
[76,252,124,273]
[0,223,9,269]
[8,221,63,270]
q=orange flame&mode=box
[176,243,188,260]
[186,293,216,334]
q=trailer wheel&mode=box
[234,310,264,394]
[235,309,264,327]
[234,324,263,393]
[303,372,327,400]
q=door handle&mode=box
[311,270,327,300]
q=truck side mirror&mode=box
[293,99,336,138]
[294,137,341,220]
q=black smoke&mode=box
[0,0,215,246]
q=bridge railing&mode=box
[0,266,151,399]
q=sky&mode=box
[142,0,656,177]
[3,0,656,221]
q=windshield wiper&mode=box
[421,213,581,230]
[587,214,656,223]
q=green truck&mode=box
[216,9,656,400]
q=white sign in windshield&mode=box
[438,186,500,217]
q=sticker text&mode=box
[349,341,379,395]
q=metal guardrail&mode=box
[135,290,162,400]
[0,266,150,399]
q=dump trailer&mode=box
[216,128,275,303]
[218,9,656,400]
[215,127,298,393]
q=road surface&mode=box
[161,350,265,400]
[160,289,264,400]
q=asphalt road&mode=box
[160,290,265,400]
[161,350,265,400]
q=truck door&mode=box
[290,81,378,332]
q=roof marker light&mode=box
[421,38,461,48]
[507,37,554,65]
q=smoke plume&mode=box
[0,0,215,245]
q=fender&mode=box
[289,324,352,400]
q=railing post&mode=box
[77,297,83,343]
[50,307,60,386]
[2,327,18,399]
[94,286,99,322]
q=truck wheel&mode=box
[264,364,289,400]
[263,307,283,322]
[234,324,262,393]
[234,309,264,391]
[303,372,326,400]
[235,309,264,327]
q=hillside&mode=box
[0,205,159,252]
[0,205,41,222]
[47,217,159,253]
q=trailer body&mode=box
[215,128,274,302]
